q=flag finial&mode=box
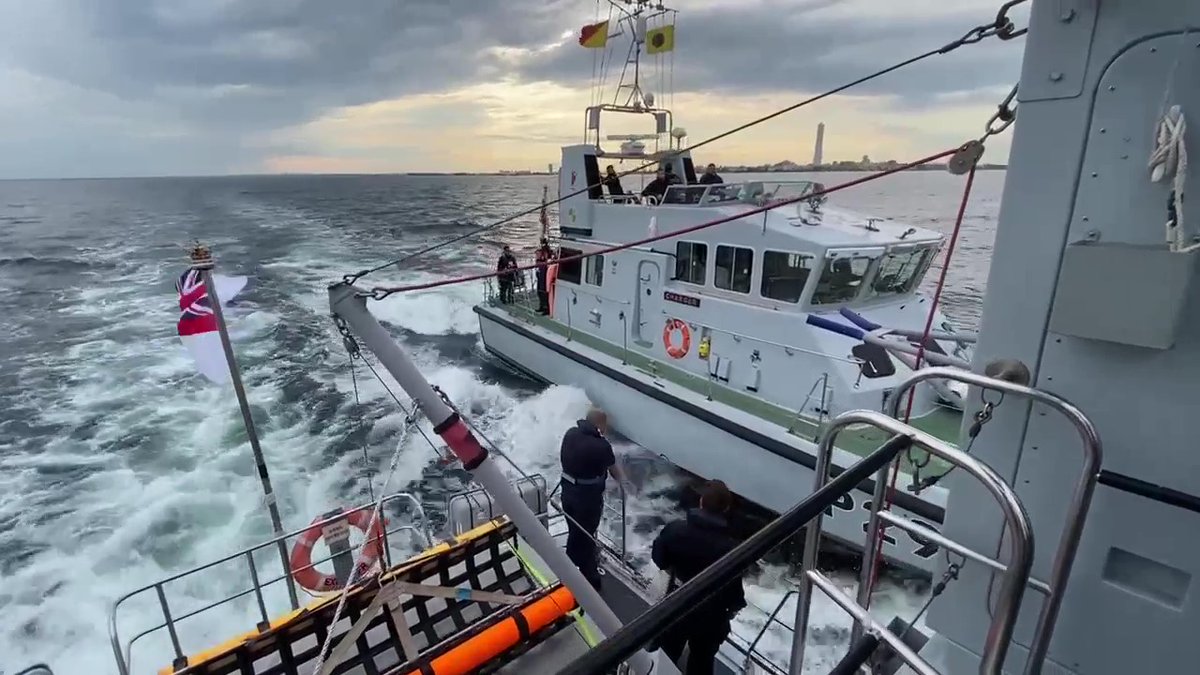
[188,241,214,270]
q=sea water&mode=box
[0,170,1003,673]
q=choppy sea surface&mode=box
[0,169,1003,674]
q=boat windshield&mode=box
[869,246,935,297]
[811,255,874,305]
[659,180,824,206]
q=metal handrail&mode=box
[795,372,832,431]
[885,367,1102,675]
[109,493,432,675]
[664,312,863,366]
[742,590,798,673]
[569,285,632,306]
[547,479,629,560]
[560,433,914,674]
[792,409,1035,675]
[863,328,972,370]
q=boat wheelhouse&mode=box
[475,25,972,572]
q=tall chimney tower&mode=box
[813,122,825,166]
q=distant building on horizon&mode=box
[813,122,825,166]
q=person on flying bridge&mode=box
[698,163,724,185]
[641,170,671,202]
[651,479,746,675]
[558,408,629,590]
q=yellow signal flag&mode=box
[579,21,609,49]
[645,24,675,55]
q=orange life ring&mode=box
[289,508,387,592]
[663,318,691,359]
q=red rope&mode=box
[365,147,962,298]
[864,164,978,594]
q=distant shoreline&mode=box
[0,166,1006,181]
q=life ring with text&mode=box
[289,508,387,592]
[546,262,559,317]
[662,319,691,359]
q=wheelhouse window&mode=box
[585,254,604,285]
[674,241,707,285]
[760,251,813,303]
[558,247,583,284]
[870,247,933,297]
[811,255,873,305]
[715,245,754,294]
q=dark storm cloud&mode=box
[0,0,1024,177]
[513,1,1023,102]
[0,0,577,133]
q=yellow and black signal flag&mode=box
[645,24,675,54]
[579,20,609,49]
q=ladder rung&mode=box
[806,570,938,675]
[876,510,1051,596]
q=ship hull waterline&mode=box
[475,304,948,574]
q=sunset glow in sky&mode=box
[0,0,1028,178]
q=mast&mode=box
[189,245,299,610]
[329,283,657,675]
[583,0,677,156]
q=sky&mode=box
[0,0,1030,179]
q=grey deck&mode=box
[498,622,594,673]
[482,297,962,473]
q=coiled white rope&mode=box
[1149,104,1194,252]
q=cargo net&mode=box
[174,521,576,675]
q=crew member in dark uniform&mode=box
[603,165,625,197]
[663,163,683,185]
[641,170,670,202]
[559,408,627,589]
[534,238,553,314]
[698,163,724,185]
[652,480,746,675]
[496,245,518,303]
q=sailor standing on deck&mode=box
[496,245,518,304]
[558,408,627,589]
[651,480,746,675]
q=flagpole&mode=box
[189,244,300,611]
[540,185,549,239]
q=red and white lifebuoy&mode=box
[289,508,387,592]
[662,318,691,359]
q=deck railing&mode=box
[109,493,432,675]
[560,366,1073,675]
[559,433,917,674]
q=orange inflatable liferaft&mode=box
[663,318,691,359]
[289,508,386,592]
[398,585,577,675]
[546,262,559,317]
